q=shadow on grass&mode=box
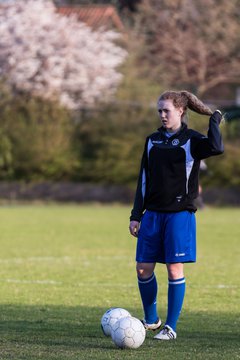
[0,304,239,360]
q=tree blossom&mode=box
[0,0,127,109]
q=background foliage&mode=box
[132,0,240,96]
[0,84,75,181]
[0,0,239,189]
[0,80,239,187]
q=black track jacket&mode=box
[130,111,224,222]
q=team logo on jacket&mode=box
[172,139,180,146]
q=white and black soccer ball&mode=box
[101,308,131,337]
[111,316,146,349]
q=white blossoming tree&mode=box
[0,0,127,109]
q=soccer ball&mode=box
[111,316,146,349]
[101,308,131,337]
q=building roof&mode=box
[56,5,125,32]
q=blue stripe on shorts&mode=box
[136,210,196,264]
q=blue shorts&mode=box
[136,210,196,264]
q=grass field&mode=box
[0,204,239,360]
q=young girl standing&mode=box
[129,90,224,340]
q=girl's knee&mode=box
[136,262,155,279]
[167,263,184,280]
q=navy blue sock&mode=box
[166,277,186,331]
[138,273,158,324]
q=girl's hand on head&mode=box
[211,110,222,125]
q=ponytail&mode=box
[180,91,212,116]
[158,90,213,116]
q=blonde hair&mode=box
[158,90,213,117]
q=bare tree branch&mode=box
[134,0,240,95]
